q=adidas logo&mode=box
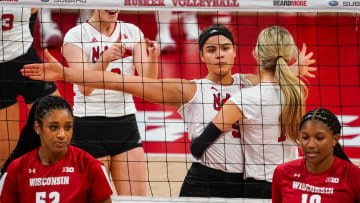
[92,37,98,42]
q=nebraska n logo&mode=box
[213,93,230,111]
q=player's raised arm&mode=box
[289,43,317,78]
[133,37,160,79]
[244,43,317,85]
[22,49,196,109]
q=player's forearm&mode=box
[65,66,96,96]
[63,68,190,107]
[92,55,111,72]
[63,68,124,91]
[144,61,159,79]
[136,57,159,79]
[77,84,95,96]
[190,122,222,159]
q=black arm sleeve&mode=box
[190,122,222,159]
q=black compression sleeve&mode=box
[190,122,222,159]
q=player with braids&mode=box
[22,24,316,197]
[272,108,360,202]
[0,95,113,203]
[0,95,65,176]
[190,26,308,198]
[299,108,351,162]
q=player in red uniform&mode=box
[0,96,112,203]
[272,108,360,203]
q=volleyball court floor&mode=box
[17,11,360,197]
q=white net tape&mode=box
[0,0,358,12]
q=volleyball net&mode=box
[0,0,360,201]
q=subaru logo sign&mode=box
[40,0,50,2]
[328,0,339,6]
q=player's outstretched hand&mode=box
[294,43,317,79]
[21,49,64,81]
[145,38,160,58]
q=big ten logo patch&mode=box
[62,167,74,173]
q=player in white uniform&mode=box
[0,7,59,168]
[179,76,252,172]
[22,24,315,197]
[176,74,252,197]
[191,26,308,198]
[61,9,159,196]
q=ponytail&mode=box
[0,96,73,177]
[334,143,351,162]
[275,56,307,143]
[255,26,308,143]
[1,100,41,177]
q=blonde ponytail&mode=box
[276,57,307,142]
[255,26,308,143]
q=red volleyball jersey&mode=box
[272,157,360,203]
[0,146,112,203]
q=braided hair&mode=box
[299,108,351,163]
[0,96,72,177]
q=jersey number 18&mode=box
[302,194,321,203]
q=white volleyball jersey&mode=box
[178,73,252,173]
[230,82,298,182]
[63,21,144,117]
[0,7,33,62]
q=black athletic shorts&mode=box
[71,114,143,158]
[0,46,57,109]
[242,177,272,199]
[179,163,245,198]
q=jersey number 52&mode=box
[36,191,60,203]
